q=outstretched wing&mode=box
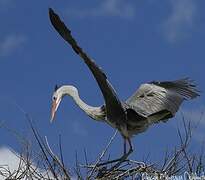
[49,8,125,120]
[126,78,199,121]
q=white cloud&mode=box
[0,146,51,179]
[0,34,26,57]
[65,0,135,19]
[162,0,196,43]
[0,147,21,175]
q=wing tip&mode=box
[150,77,200,99]
[48,7,53,14]
[48,8,59,26]
[48,8,56,21]
[179,77,200,99]
[174,77,200,100]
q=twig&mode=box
[88,130,117,178]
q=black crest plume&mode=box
[54,84,58,91]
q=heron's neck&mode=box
[60,86,105,120]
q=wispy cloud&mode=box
[0,34,26,57]
[0,0,11,5]
[0,146,52,179]
[0,147,21,174]
[65,0,135,19]
[0,0,13,10]
[162,0,196,43]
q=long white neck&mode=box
[57,85,105,120]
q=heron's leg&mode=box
[97,138,133,167]
[107,138,133,170]
[124,138,127,155]
[128,138,133,152]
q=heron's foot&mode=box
[109,148,133,171]
[96,148,133,168]
[97,157,124,167]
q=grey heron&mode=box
[49,8,199,159]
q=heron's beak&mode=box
[50,99,61,122]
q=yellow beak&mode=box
[51,101,57,122]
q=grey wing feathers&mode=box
[126,78,199,118]
[150,78,199,100]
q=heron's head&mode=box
[51,84,63,122]
[50,84,78,122]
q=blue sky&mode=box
[0,0,205,171]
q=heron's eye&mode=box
[53,96,57,101]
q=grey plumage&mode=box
[49,8,200,153]
[126,78,199,117]
[125,78,199,136]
